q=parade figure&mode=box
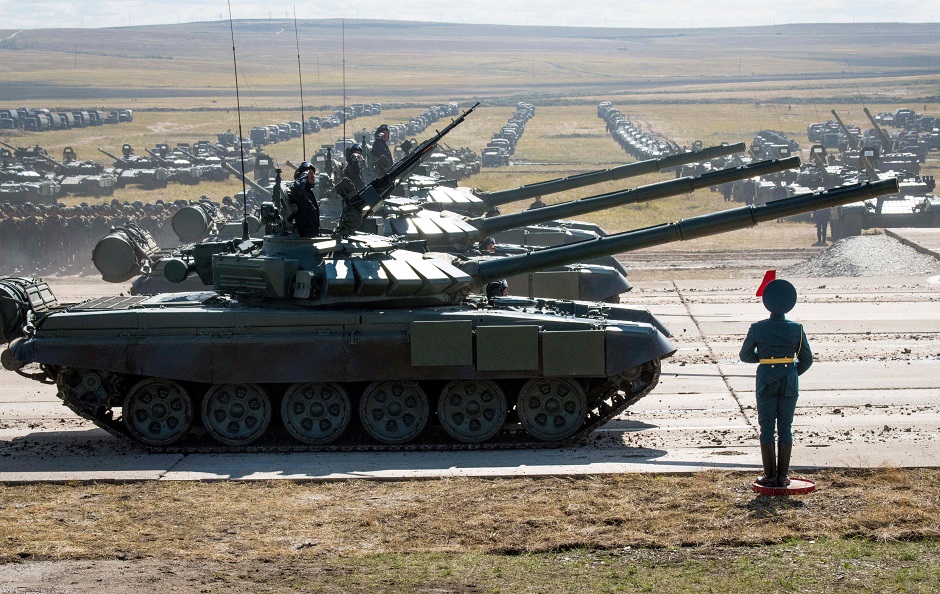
[740,277,813,488]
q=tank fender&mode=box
[605,325,676,378]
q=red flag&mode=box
[756,270,776,296]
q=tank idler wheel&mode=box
[359,381,429,445]
[201,383,271,446]
[437,380,507,444]
[123,378,193,446]
[281,382,351,445]
[517,378,587,442]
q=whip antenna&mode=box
[342,18,346,161]
[227,0,250,241]
[294,7,306,160]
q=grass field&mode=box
[1,469,939,591]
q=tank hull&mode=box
[7,292,674,451]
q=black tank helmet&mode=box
[345,144,362,160]
[294,161,316,180]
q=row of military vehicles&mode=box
[597,101,681,160]
[482,102,535,167]
[0,107,133,131]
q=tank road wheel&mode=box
[201,383,271,446]
[122,378,194,447]
[281,382,352,445]
[359,381,429,445]
[437,380,507,444]
[517,378,587,442]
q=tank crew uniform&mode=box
[287,162,321,238]
[739,279,813,487]
[344,146,366,193]
[370,125,394,176]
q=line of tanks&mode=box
[0,107,133,131]
[597,102,681,159]
[481,102,535,167]
[0,109,900,451]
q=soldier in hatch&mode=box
[343,144,366,193]
[370,124,393,175]
[287,161,321,238]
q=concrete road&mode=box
[1,274,938,482]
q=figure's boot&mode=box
[756,443,777,486]
[777,442,792,488]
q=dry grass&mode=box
[1,469,938,564]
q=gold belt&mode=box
[759,357,794,364]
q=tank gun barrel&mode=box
[97,147,125,165]
[473,157,800,238]
[222,161,274,199]
[481,142,747,207]
[863,108,894,150]
[144,148,173,166]
[472,178,900,283]
[830,110,860,150]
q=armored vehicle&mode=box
[2,105,899,451]
[1,176,899,451]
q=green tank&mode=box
[1,177,899,451]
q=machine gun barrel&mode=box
[482,142,746,207]
[473,178,900,283]
[473,156,800,238]
[345,102,479,221]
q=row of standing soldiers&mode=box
[0,198,237,276]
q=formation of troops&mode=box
[0,197,240,276]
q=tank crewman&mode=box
[484,206,500,218]
[739,277,813,488]
[527,196,546,210]
[479,236,497,254]
[343,144,366,193]
[370,124,393,175]
[287,161,321,238]
[811,208,831,245]
[485,279,509,299]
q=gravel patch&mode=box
[785,234,940,277]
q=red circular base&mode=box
[751,477,816,496]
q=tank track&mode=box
[51,361,661,454]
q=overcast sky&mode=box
[1,0,938,29]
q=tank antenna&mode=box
[227,0,250,241]
[342,18,346,163]
[294,7,306,160]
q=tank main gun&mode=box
[469,178,900,284]
[830,110,861,150]
[97,146,128,167]
[479,142,746,207]
[471,157,799,240]
[863,107,895,151]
